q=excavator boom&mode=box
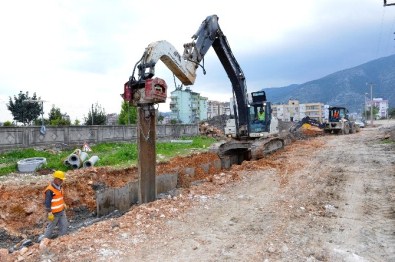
[123,14,284,165]
[129,15,248,137]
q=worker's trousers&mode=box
[44,210,69,239]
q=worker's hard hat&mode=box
[53,170,66,180]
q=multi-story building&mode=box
[207,101,230,118]
[199,97,208,121]
[106,113,118,125]
[169,86,208,124]
[300,102,325,122]
[272,100,300,122]
[272,100,324,122]
[366,98,389,119]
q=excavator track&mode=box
[209,137,285,167]
[250,137,284,160]
[210,140,251,165]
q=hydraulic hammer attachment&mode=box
[122,77,168,106]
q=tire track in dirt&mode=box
[323,127,395,261]
[360,144,395,261]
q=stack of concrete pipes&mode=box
[64,149,100,169]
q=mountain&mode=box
[263,54,395,113]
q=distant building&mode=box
[106,113,118,125]
[300,102,325,122]
[62,114,71,122]
[366,98,389,119]
[169,86,208,124]
[272,100,324,122]
[161,115,172,124]
[207,101,230,118]
[199,97,208,121]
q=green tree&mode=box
[33,118,49,126]
[365,106,380,120]
[48,105,70,126]
[85,103,107,125]
[389,108,395,118]
[170,119,178,125]
[73,119,81,126]
[157,114,164,124]
[3,121,13,127]
[7,91,42,125]
[118,101,137,125]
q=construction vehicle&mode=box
[323,106,357,134]
[290,116,325,133]
[122,14,284,165]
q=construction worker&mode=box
[258,108,265,121]
[333,110,339,119]
[42,170,69,240]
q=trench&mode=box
[0,152,232,251]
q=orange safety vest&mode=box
[45,183,65,213]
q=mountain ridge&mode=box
[263,54,395,113]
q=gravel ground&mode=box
[1,119,394,261]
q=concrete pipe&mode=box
[83,155,99,168]
[64,159,71,166]
[68,151,89,169]
[68,149,84,163]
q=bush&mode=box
[3,121,13,127]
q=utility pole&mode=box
[364,93,369,121]
[91,104,94,125]
[368,83,374,126]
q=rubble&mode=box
[199,122,224,137]
[1,121,393,260]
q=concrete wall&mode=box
[0,124,198,152]
[96,174,178,216]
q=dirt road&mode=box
[3,120,395,261]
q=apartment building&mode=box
[207,101,230,118]
[300,103,325,122]
[366,98,389,119]
[272,100,300,122]
[272,100,324,122]
[106,113,119,125]
[169,86,208,124]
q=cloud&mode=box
[0,0,394,121]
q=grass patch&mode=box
[0,136,217,176]
[380,138,395,144]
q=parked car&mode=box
[355,120,365,128]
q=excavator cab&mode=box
[329,107,347,122]
[247,91,271,136]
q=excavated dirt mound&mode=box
[0,152,222,247]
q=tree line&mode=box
[3,91,147,126]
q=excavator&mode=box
[122,15,284,165]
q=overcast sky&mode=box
[0,0,394,122]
